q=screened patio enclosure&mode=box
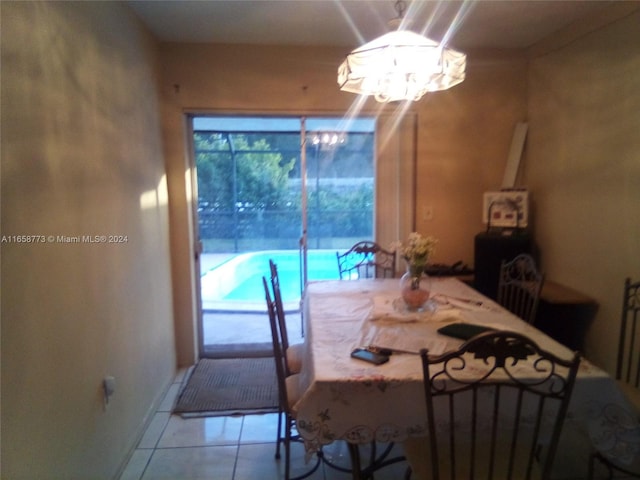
[192,115,377,357]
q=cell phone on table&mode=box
[351,348,390,365]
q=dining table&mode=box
[293,277,640,479]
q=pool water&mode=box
[201,250,340,310]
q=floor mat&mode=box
[173,357,279,417]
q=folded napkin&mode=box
[430,309,466,322]
[369,295,423,322]
[368,295,463,323]
[372,295,396,312]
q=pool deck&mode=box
[200,253,235,275]
[198,253,305,355]
[202,310,304,357]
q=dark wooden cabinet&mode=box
[471,230,597,351]
[473,231,533,300]
[535,281,598,352]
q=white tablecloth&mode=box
[293,278,640,476]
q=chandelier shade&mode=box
[337,30,466,103]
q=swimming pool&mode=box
[200,250,340,312]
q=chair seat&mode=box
[287,343,304,374]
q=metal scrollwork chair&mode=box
[264,275,363,479]
[336,241,396,280]
[497,254,545,324]
[588,277,640,479]
[262,276,320,480]
[415,330,580,480]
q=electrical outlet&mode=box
[423,206,434,221]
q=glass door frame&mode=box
[185,117,206,358]
[187,112,414,358]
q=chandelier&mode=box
[337,1,466,103]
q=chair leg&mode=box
[275,408,283,459]
[285,415,293,480]
[279,414,323,480]
[348,443,363,480]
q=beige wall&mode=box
[162,4,639,373]
[1,2,176,478]
[415,49,528,261]
[525,5,640,371]
[3,2,636,477]
[160,43,528,365]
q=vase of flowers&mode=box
[392,232,438,311]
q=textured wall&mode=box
[414,49,528,262]
[526,7,640,370]
[1,2,175,478]
[159,43,527,364]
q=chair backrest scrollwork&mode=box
[421,330,581,480]
[497,254,544,324]
[336,241,396,280]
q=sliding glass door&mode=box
[191,115,376,357]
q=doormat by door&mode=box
[173,357,279,417]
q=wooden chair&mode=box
[417,330,580,480]
[588,278,640,479]
[336,241,396,280]
[262,277,320,480]
[497,254,545,324]
[269,259,303,375]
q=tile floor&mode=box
[118,368,409,480]
[118,367,601,480]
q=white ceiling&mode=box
[127,0,613,50]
